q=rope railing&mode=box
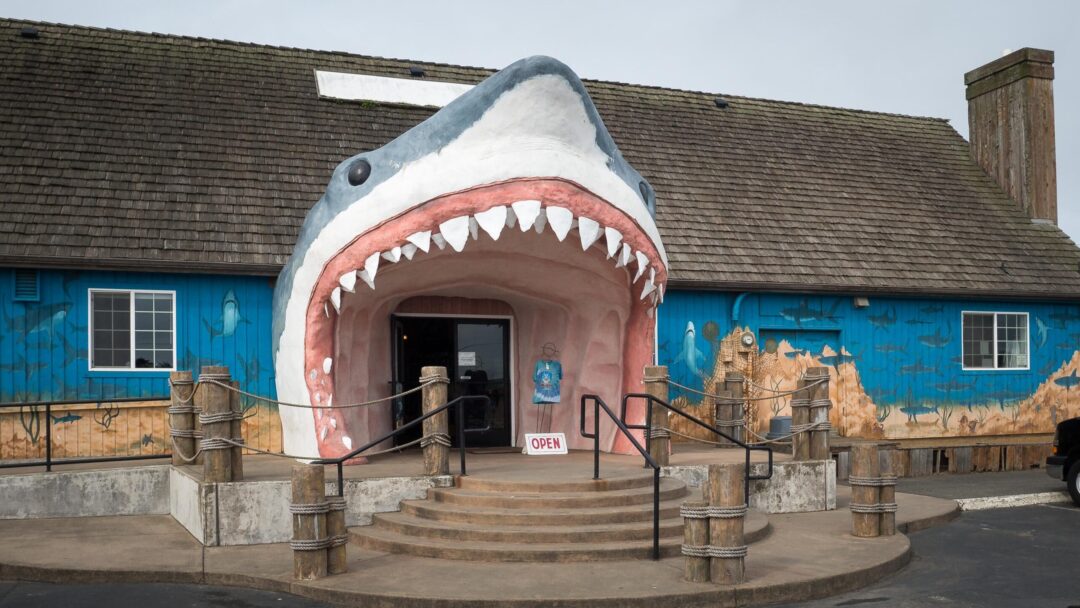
[664,376,826,402]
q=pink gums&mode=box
[304,178,667,459]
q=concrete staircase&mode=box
[350,474,770,562]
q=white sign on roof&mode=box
[315,70,474,107]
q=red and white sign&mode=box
[524,433,568,455]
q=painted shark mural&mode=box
[273,57,668,459]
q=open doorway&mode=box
[391,315,512,447]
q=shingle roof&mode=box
[2,18,1079,299]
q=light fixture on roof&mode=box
[409,66,426,78]
[714,97,729,109]
[20,27,39,39]
[853,296,870,308]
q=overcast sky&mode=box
[4,0,1077,245]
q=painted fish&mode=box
[1049,309,1080,329]
[672,321,707,379]
[899,360,935,374]
[51,413,82,424]
[867,306,897,330]
[920,305,945,314]
[3,303,72,341]
[905,318,935,325]
[204,289,249,339]
[874,343,906,354]
[1035,316,1049,348]
[934,380,973,393]
[918,326,951,348]
[1054,370,1080,389]
[779,299,841,325]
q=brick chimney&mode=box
[965,48,1057,223]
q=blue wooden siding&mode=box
[657,290,1080,436]
[0,268,274,403]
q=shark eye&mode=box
[347,159,371,186]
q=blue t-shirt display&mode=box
[532,359,563,404]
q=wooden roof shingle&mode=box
[2,19,1079,299]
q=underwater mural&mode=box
[0,268,281,462]
[657,291,1080,441]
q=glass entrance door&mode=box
[391,316,512,447]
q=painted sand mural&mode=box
[659,294,1080,441]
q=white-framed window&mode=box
[961,311,1029,370]
[89,289,176,370]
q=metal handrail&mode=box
[579,394,661,560]
[0,396,171,471]
[621,392,774,501]
[315,394,492,497]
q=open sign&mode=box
[524,433,568,455]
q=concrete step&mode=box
[427,478,688,509]
[350,526,687,562]
[399,496,689,525]
[455,474,655,493]
[351,511,770,562]
[370,511,687,543]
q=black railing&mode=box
[579,394,662,560]
[0,396,172,471]
[315,394,492,497]
[621,393,774,501]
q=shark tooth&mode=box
[339,270,357,293]
[330,287,342,312]
[647,306,655,319]
[616,243,632,268]
[432,233,447,250]
[475,206,507,240]
[324,302,330,318]
[381,246,402,263]
[439,216,470,252]
[512,200,542,231]
[658,283,665,304]
[633,251,649,282]
[359,251,380,289]
[577,217,601,250]
[406,230,431,253]
[323,357,333,375]
[640,268,657,300]
[468,216,479,241]
[604,227,622,259]
[547,206,573,242]
[505,207,518,228]
[402,243,418,260]
[533,209,548,234]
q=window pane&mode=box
[135,331,154,349]
[135,351,154,368]
[135,311,153,330]
[962,313,995,368]
[155,312,170,330]
[134,294,154,312]
[113,311,129,330]
[155,332,172,350]
[156,352,174,368]
[996,313,1028,368]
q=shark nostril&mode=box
[347,159,371,186]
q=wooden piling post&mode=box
[807,367,831,461]
[879,448,898,536]
[168,371,196,466]
[291,463,328,580]
[420,366,450,476]
[644,365,670,467]
[723,373,745,445]
[714,390,734,447]
[791,377,811,461]
[850,443,881,538]
[229,380,244,481]
[199,366,233,483]
[707,463,747,585]
[681,500,710,583]
[326,495,348,574]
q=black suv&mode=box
[1047,416,1080,507]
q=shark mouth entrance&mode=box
[273,56,669,460]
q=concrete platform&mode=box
[0,488,958,607]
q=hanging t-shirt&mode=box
[532,359,563,404]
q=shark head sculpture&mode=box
[273,56,668,459]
